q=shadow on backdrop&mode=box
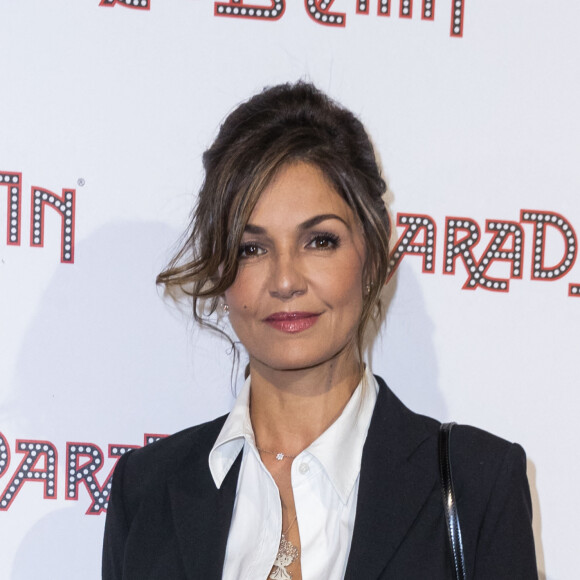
[2,220,237,441]
[372,261,447,421]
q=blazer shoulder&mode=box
[372,374,526,477]
[115,414,228,499]
[450,423,528,498]
[449,429,535,576]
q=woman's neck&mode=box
[249,353,363,456]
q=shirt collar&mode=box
[305,367,378,503]
[208,368,379,504]
[208,375,253,489]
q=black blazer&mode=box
[102,377,537,579]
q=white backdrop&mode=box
[1,1,579,578]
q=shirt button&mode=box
[299,463,309,475]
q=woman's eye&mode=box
[238,243,264,258]
[307,233,340,250]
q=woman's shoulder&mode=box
[449,424,529,503]
[451,423,525,460]
[373,374,527,481]
[114,414,228,496]
[394,385,530,520]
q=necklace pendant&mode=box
[275,453,284,461]
[269,532,299,580]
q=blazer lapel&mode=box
[166,421,242,580]
[344,377,439,579]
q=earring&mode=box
[222,303,229,313]
[365,284,372,295]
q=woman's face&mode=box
[224,161,367,374]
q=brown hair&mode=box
[157,81,391,354]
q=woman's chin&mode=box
[249,349,357,376]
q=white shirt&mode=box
[209,368,379,580]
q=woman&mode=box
[102,82,538,579]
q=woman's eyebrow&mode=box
[244,223,267,235]
[244,214,349,235]
[299,213,350,231]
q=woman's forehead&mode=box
[246,161,356,228]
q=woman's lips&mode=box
[263,312,320,333]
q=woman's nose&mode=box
[268,253,307,300]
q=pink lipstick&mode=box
[264,312,320,333]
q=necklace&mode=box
[256,446,298,461]
[269,515,299,580]
[254,382,361,463]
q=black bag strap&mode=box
[438,422,467,580]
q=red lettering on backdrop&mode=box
[399,0,413,19]
[443,217,482,286]
[386,211,578,297]
[520,210,577,282]
[0,440,57,511]
[215,1,285,20]
[463,220,524,292]
[422,0,435,21]
[0,433,10,479]
[356,0,390,17]
[66,443,138,515]
[388,213,436,282]
[66,435,166,514]
[30,186,76,264]
[0,171,22,246]
[304,0,346,27]
[98,0,465,38]
[322,1,462,33]
[0,434,169,513]
[443,218,522,292]
[450,0,465,37]
[99,0,151,9]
